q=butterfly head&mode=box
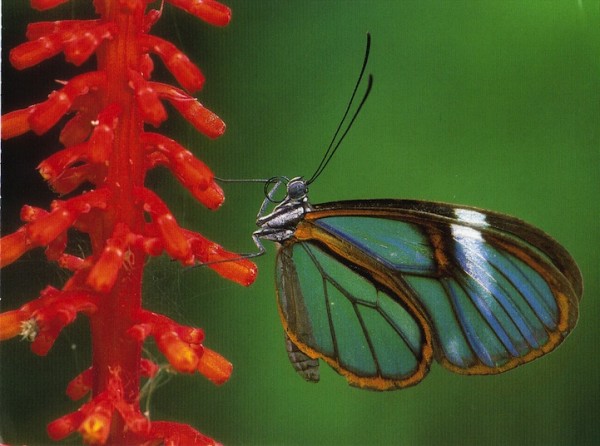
[286,177,309,202]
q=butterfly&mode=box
[242,34,582,390]
[252,176,582,390]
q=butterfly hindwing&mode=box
[275,199,580,389]
[276,239,434,390]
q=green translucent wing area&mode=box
[296,202,580,378]
[276,242,432,390]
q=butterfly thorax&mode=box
[254,177,313,243]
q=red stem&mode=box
[91,2,145,442]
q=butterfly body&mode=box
[254,178,582,390]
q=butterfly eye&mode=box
[264,176,289,203]
[287,177,308,200]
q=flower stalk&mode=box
[1,0,256,444]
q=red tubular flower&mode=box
[150,82,226,139]
[167,0,232,27]
[197,347,233,385]
[29,71,108,135]
[140,34,205,92]
[1,0,254,443]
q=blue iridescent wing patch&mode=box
[275,200,581,390]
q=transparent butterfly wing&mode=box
[275,200,581,390]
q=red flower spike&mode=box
[140,34,205,92]
[197,347,232,385]
[167,0,232,27]
[151,82,226,138]
[3,1,255,443]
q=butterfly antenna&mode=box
[307,32,373,185]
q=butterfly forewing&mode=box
[275,199,580,389]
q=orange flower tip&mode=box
[79,412,111,445]
[158,332,199,373]
[157,214,192,260]
[188,104,226,139]
[210,258,258,287]
[192,181,224,210]
[0,310,30,341]
[86,247,123,292]
[197,348,233,386]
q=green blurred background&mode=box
[1,1,599,444]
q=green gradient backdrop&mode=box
[1,1,599,445]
